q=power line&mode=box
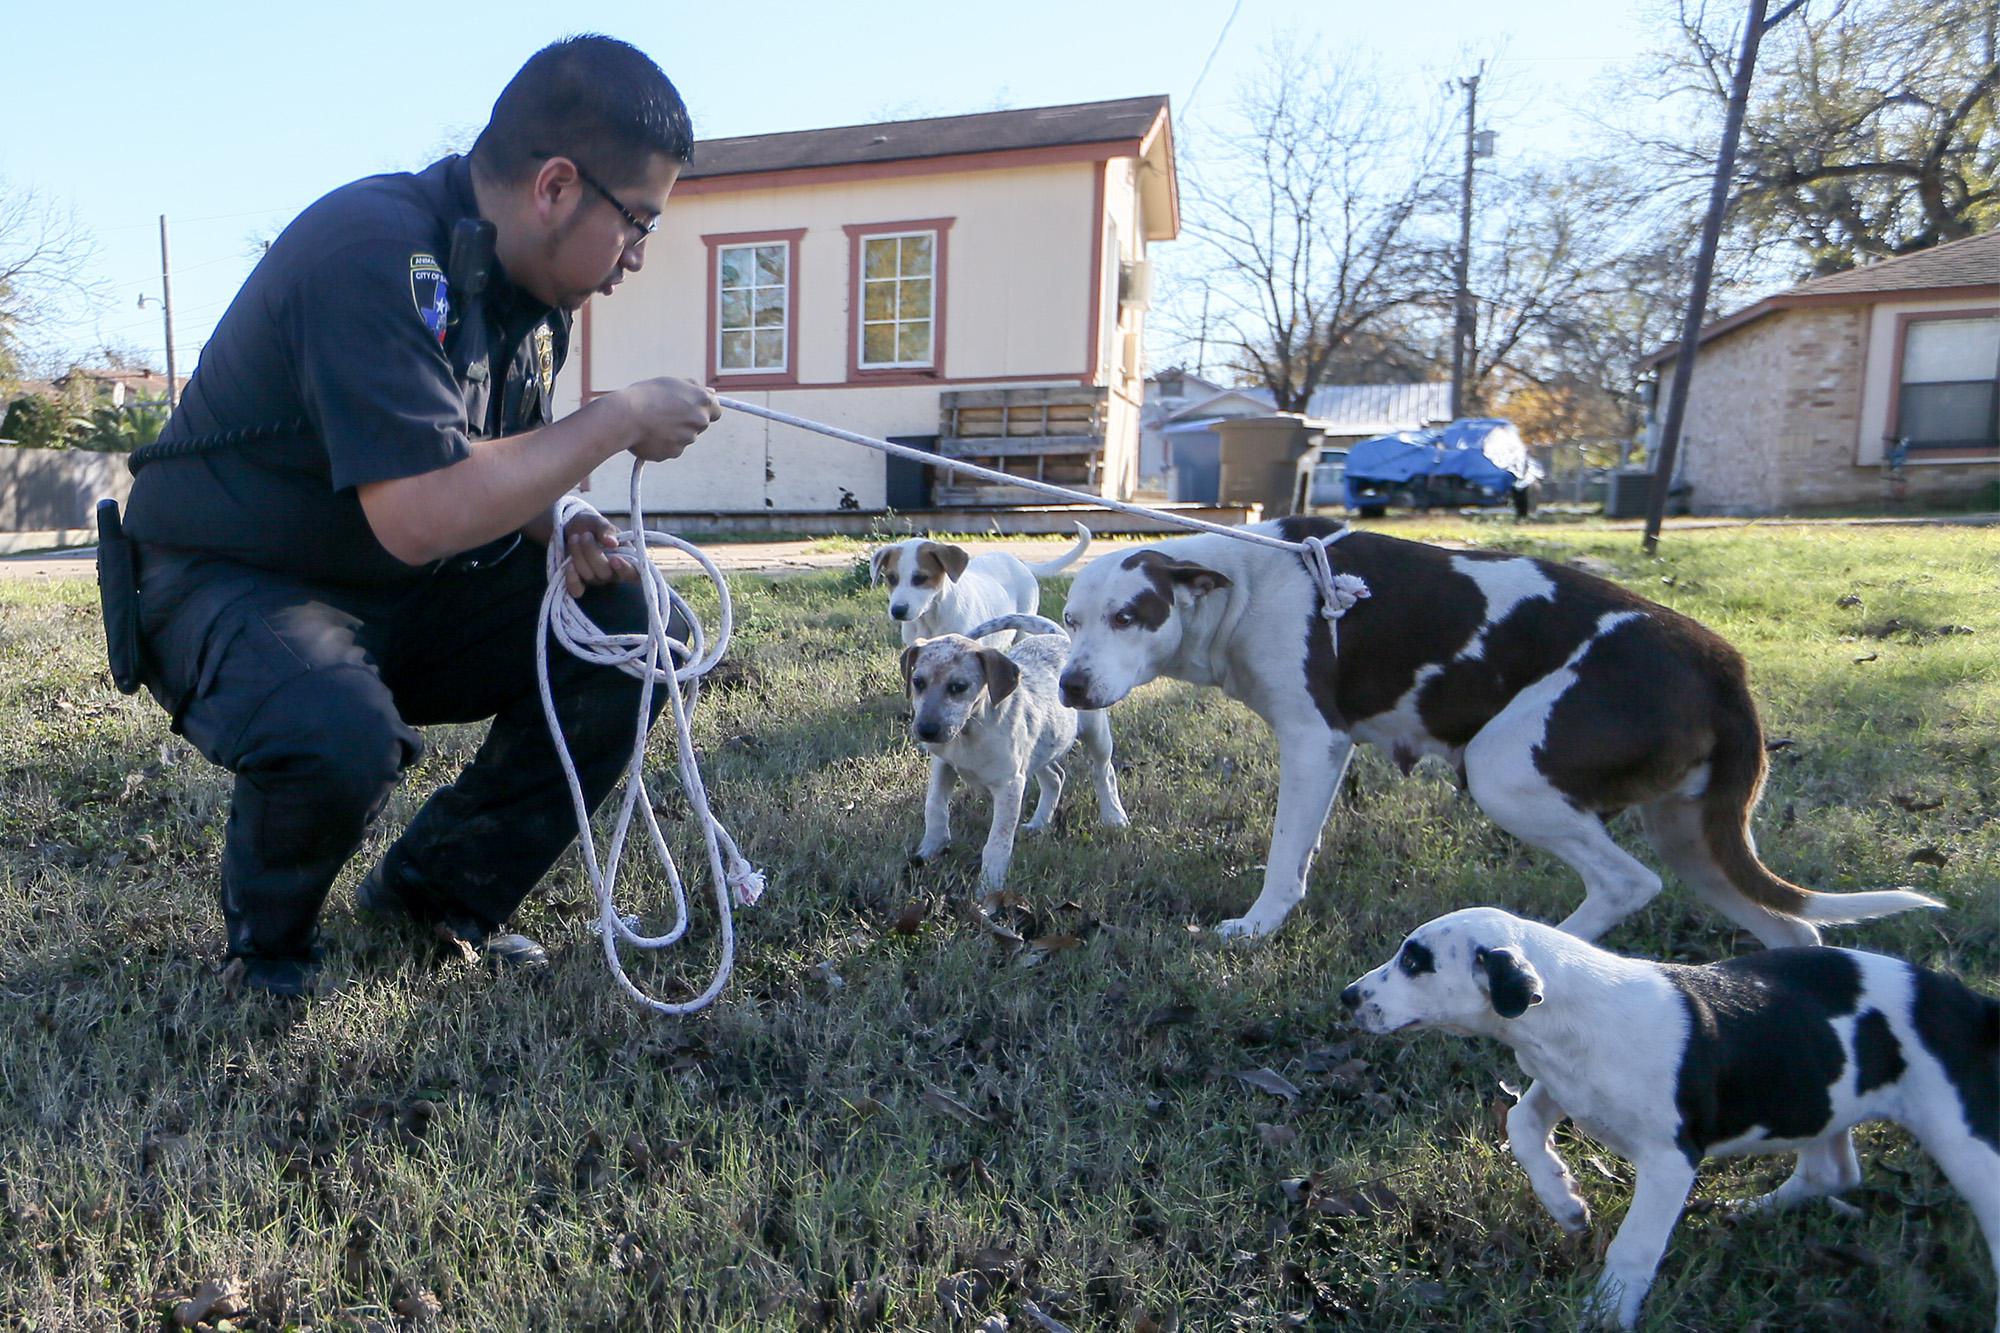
[1182,0,1246,120]
[99,204,294,233]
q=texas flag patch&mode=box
[409,252,449,345]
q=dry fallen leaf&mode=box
[891,899,931,935]
[1142,1004,1197,1030]
[174,1277,248,1328]
[922,1084,990,1125]
[1228,1067,1302,1102]
[1021,1298,1075,1332]
[1256,1122,1299,1149]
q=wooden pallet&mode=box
[934,387,1108,505]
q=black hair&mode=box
[471,35,694,184]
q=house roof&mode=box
[1168,382,1452,435]
[682,96,1172,180]
[1642,229,1999,367]
[1299,382,1453,434]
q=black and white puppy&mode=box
[1056,517,1940,942]
[1343,907,1999,1330]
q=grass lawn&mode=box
[1,521,1994,1331]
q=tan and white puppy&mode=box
[902,613,1127,892]
[870,523,1092,646]
[1344,907,1999,1330]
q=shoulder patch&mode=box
[409,253,449,345]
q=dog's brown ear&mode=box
[1165,559,1232,597]
[922,541,971,582]
[1474,945,1544,1019]
[900,643,924,694]
[978,647,1021,705]
[869,546,894,586]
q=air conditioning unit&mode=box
[1118,259,1153,310]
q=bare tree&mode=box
[1172,46,1456,412]
[1630,0,1998,274]
[0,179,104,386]
[1448,163,1705,441]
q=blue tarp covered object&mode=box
[1344,418,1540,508]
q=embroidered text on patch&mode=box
[409,252,449,345]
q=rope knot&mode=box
[1298,531,1370,623]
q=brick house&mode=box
[558,96,1179,517]
[1640,230,1998,513]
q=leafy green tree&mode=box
[1634,0,1998,274]
[0,392,92,450]
[80,400,169,453]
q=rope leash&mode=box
[715,397,1372,634]
[539,399,1370,1017]
[540,460,764,1017]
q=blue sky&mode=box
[7,0,1659,374]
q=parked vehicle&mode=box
[1342,418,1541,517]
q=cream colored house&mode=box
[559,96,1179,516]
[1640,231,1998,513]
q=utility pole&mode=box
[1643,0,1802,552]
[1449,66,1484,422]
[158,215,179,410]
[1195,286,1211,381]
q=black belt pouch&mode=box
[95,498,145,694]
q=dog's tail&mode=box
[967,613,1066,641]
[1024,522,1093,577]
[1701,686,1943,928]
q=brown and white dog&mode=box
[903,613,1127,892]
[1343,908,1999,1330]
[870,523,1092,646]
[1055,516,1940,942]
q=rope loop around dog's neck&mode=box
[539,458,764,1017]
[714,396,1373,642]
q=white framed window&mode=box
[1896,315,1999,450]
[858,231,936,369]
[717,241,790,374]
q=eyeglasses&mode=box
[533,152,658,244]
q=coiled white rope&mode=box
[542,398,1372,1018]
[539,459,764,1017]
[716,396,1372,632]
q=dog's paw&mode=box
[1098,810,1130,829]
[909,844,949,866]
[1553,1200,1591,1234]
[1212,915,1279,941]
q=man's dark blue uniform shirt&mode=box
[126,155,570,585]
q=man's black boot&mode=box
[356,861,549,971]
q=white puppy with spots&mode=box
[1056,516,1939,942]
[1343,907,1999,1330]
[870,523,1092,646]
[903,613,1127,892]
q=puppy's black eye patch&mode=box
[1398,940,1435,976]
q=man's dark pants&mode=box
[136,543,672,966]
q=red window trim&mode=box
[1887,306,2000,458]
[702,228,807,389]
[844,218,954,385]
